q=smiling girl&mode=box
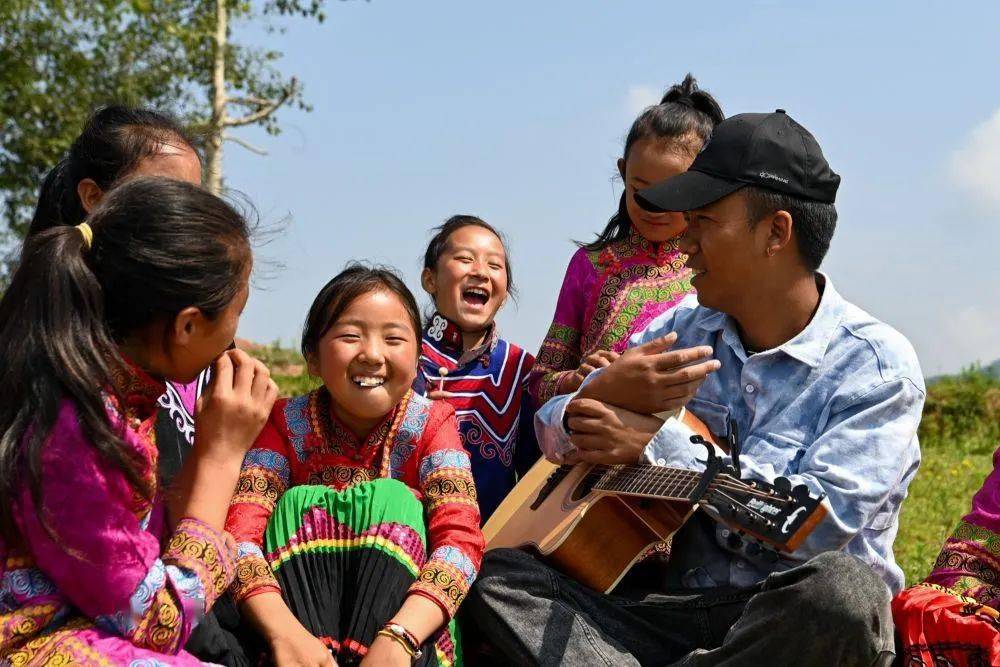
[526,75,724,404]
[225,265,483,667]
[417,217,539,522]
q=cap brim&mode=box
[635,170,745,213]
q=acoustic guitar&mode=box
[482,409,827,592]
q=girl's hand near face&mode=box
[195,349,278,464]
[168,349,278,530]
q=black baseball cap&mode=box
[635,110,840,212]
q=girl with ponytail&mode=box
[25,105,207,487]
[527,74,724,404]
[0,178,277,665]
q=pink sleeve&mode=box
[527,248,594,403]
[15,402,235,654]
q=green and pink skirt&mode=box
[265,479,461,666]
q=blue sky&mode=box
[226,0,1000,376]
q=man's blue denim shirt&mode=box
[535,275,925,594]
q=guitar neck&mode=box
[592,464,703,502]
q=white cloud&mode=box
[937,304,1000,373]
[624,85,661,119]
[950,108,1000,211]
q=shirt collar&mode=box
[423,311,497,365]
[696,273,844,368]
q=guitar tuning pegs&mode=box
[792,484,811,501]
[774,477,792,494]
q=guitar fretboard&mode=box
[592,464,705,501]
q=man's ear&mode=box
[764,209,794,258]
[76,178,105,214]
[617,157,627,182]
[170,306,204,347]
[420,267,437,296]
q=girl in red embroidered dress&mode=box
[226,265,483,667]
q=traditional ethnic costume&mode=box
[0,367,235,666]
[225,388,483,667]
[415,313,539,522]
[156,372,210,483]
[893,447,1000,665]
[527,229,693,404]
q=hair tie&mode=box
[76,222,93,250]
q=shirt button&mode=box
[656,458,666,466]
[745,383,755,394]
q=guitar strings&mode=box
[570,465,794,503]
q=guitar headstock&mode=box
[700,475,827,553]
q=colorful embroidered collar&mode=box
[598,227,685,274]
[110,358,167,421]
[423,311,498,366]
[307,387,409,471]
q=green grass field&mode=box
[266,347,999,584]
[895,369,999,582]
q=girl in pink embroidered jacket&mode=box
[527,75,725,405]
[22,104,210,486]
[0,178,276,666]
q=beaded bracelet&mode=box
[378,622,423,661]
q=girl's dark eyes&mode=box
[489,263,504,271]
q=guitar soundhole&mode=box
[570,469,599,502]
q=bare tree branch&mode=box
[223,77,299,128]
[228,95,274,107]
[223,132,269,155]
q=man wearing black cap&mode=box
[466,111,925,665]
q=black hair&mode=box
[27,105,199,237]
[301,264,423,363]
[422,215,516,298]
[0,178,251,543]
[743,186,838,271]
[579,74,724,251]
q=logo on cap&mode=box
[759,171,789,184]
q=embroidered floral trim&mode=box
[233,466,289,511]
[928,521,1000,607]
[422,468,478,511]
[411,558,473,619]
[232,552,280,603]
[163,517,236,609]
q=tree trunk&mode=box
[204,0,228,194]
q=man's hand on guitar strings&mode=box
[563,398,662,465]
[579,332,721,414]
